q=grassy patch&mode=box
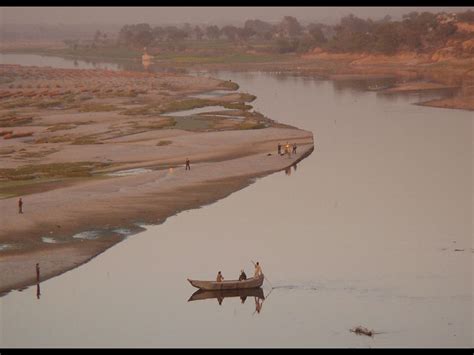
[238,93,257,102]
[121,98,217,116]
[156,140,173,146]
[35,135,73,144]
[222,102,253,110]
[132,118,176,131]
[71,136,100,145]
[120,105,151,116]
[160,98,215,113]
[172,116,211,131]
[0,98,36,110]
[218,81,239,90]
[0,161,110,181]
[78,103,118,112]
[3,46,141,60]
[47,124,77,132]
[237,120,267,130]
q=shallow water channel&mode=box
[0,54,472,347]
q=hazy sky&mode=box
[2,7,473,26]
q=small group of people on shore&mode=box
[277,142,297,157]
[216,261,263,282]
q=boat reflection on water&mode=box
[188,287,266,313]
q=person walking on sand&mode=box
[216,271,224,282]
[185,158,191,171]
[292,143,297,155]
[277,143,281,155]
[18,198,23,214]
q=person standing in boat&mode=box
[216,271,224,282]
[292,143,297,155]
[254,262,263,277]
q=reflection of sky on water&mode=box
[0,56,471,348]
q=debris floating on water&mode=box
[350,326,374,337]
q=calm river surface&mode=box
[0,54,472,348]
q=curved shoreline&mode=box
[0,128,314,296]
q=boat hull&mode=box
[188,287,265,302]
[187,274,264,290]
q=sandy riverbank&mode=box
[0,132,314,296]
[0,64,314,296]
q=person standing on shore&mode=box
[285,142,291,158]
[185,158,191,171]
[18,198,23,214]
[277,143,281,155]
[292,143,297,155]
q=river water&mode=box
[0,54,472,348]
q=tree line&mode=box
[77,10,474,55]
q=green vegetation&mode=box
[71,136,100,145]
[222,102,253,110]
[78,103,119,112]
[131,118,176,131]
[121,98,218,116]
[237,120,267,130]
[0,162,110,181]
[218,81,239,90]
[156,140,173,146]
[160,98,214,113]
[238,93,257,102]
[44,9,471,63]
[35,135,73,144]
[172,117,211,131]
[47,124,77,132]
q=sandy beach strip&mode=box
[0,127,314,296]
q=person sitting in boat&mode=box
[239,269,247,281]
[216,271,224,282]
[254,262,263,277]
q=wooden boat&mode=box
[188,287,265,302]
[187,274,264,291]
